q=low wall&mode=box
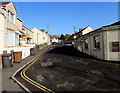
[25,44,35,47]
[2,46,33,59]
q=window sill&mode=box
[8,20,15,25]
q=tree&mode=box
[59,34,65,40]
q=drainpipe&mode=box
[102,27,105,60]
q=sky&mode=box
[14,2,118,35]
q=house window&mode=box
[7,30,15,46]
[15,32,19,46]
[22,28,25,31]
[93,35,100,50]
[84,38,88,50]
[8,11,15,23]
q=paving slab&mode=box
[1,46,49,92]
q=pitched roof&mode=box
[103,21,120,28]
[1,2,11,6]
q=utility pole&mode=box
[47,24,50,44]
[47,24,50,33]
[74,26,76,39]
[74,26,76,33]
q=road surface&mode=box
[16,44,120,92]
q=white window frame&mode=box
[8,11,15,24]
[93,35,100,50]
[84,38,89,50]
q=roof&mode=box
[40,29,45,32]
[17,17,23,22]
[76,21,120,40]
[22,25,33,33]
[1,2,18,14]
[74,26,88,35]
[1,2,11,6]
[103,21,120,28]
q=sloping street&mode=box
[15,44,120,92]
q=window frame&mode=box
[93,35,101,50]
[8,11,15,24]
[84,38,89,50]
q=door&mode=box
[8,30,15,46]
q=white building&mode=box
[74,21,120,61]
[0,8,5,54]
[32,28,50,45]
[51,35,59,43]
[0,2,35,67]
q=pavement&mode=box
[1,45,49,92]
[15,44,120,92]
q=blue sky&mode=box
[14,2,118,35]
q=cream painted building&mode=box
[0,8,5,53]
[32,28,50,45]
[22,25,33,45]
[16,17,25,46]
[51,35,59,43]
[1,2,19,47]
[0,2,35,65]
[74,21,120,61]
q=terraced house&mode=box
[74,21,120,61]
[0,2,35,68]
[22,25,34,45]
[32,28,51,45]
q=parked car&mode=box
[52,42,57,45]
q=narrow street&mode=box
[16,44,120,92]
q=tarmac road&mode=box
[16,44,120,92]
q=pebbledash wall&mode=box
[75,22,120,61]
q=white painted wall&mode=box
[32,28,44,45]
[75,24,120,61]
[90,32,104,60]
[3,46,33,59]
[0,13,5,53]
[0,12,5,69]
[32,28,51,45]
[103,25,120,61]
[76,32,104,60]
[52,37,58,43]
